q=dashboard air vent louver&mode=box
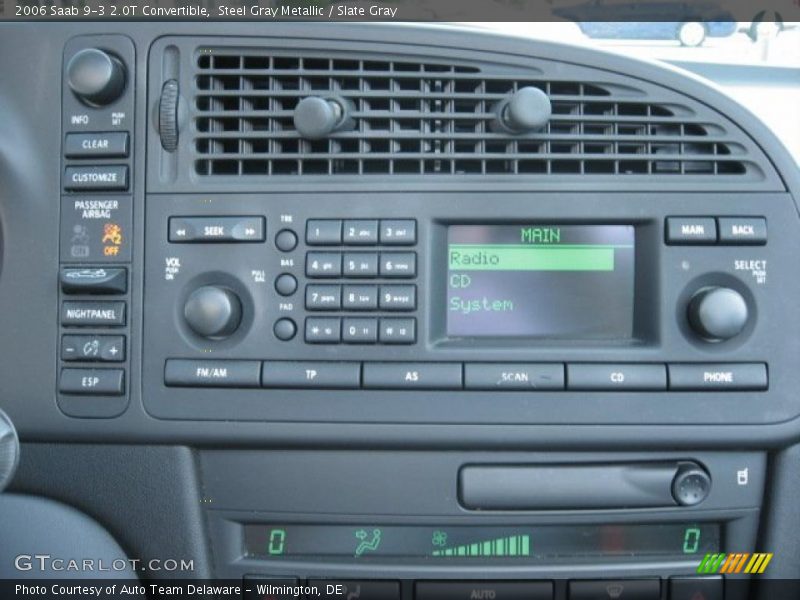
[192,51,752,178]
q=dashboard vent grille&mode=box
[192,51,750,178]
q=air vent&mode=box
[190,50,755,179]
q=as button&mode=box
[363,363,462,389]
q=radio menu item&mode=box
[446,225,635,338]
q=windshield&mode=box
[461,21,800,67]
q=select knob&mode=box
[184,286,242,339]
[688,286,749,341]
[67,49,126,106]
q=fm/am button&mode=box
[164,359,261,388]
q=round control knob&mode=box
[672,463,711,506]
[184,286,242,339]
[293,96,347,140]
[496,86,552,133]
[66,49,126,106]
[688,287,749,341]
[0,408,20,493]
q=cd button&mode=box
[567,364,667,391]
[363,362,462,389]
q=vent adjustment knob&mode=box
[293,96,352,140]
[66,48,126,107]
[159,79,180,153]
[184,286,242,339]
[496,86,552,133]
[687,286,749,342]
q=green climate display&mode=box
[447,225,635,338]
[243,523,720,561]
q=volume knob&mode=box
[67,48,126,107]
[184,286,242,339]
[688,286,749,342]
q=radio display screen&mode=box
[244,523,719,561]
[446,225,635,338]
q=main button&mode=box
[665,217,716,245]
[64,132,129,158]
[363,362,462,389]
[61,301,126,326]
[416,581,552,600]
[168,216,265,243]
[567,364,667,391]
[718,217,767,245]
[668,363,767,391]
[63,165,128,191]
[164,359,261,388]
[310,581,399,600]
[465,363,565,390]
[60,267,127,294]
[60,368,124,396]
[262,361,360,388]
[569,579,659,600]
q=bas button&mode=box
[416,582,552,600]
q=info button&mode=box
[567,364,667,391]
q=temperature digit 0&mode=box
[268,529,287,555]
[682,527,701,554]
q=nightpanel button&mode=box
[665,217,716,245]
[416,582,552,600]
[60,267,127,294]
[363,362,462,389]
[567,364,667,391]
[63,165,128,191]
[60,368,124,395]
[64,132,129,158]
[668,363,767,391]
[262,362,360,389]
[718,217,767,245]
[465,363,565,390]
[569,579,659,600]
[61,301,126,326]
[164,359,261,388]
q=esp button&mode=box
[60,368,124,395]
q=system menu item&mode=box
[447,225,635,338]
